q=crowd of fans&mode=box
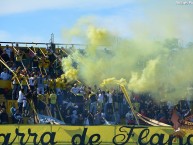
[0,44,192,126]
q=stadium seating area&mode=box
[0,43,192,126]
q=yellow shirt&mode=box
[16,54,22,61]
[12,74,21,85]
[43,79,48,86]
[55,78,61,88]
[38,59,43,68]
[49,79,54,89]
[37,94,44,102]
[43,59,50,69]
[50,93,57,104]
[60,81,66,90]
[21,76,28,86]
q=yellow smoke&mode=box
[128,58,160,93]
[61,3,193,102]
[62,24,193,103]
[87,26,112,46]
[61,56,78,82]
[100,77,127,88]
[65,69,78,81]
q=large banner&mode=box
[0,125,192,144]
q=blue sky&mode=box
[0,0,193,45]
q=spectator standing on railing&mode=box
[112,90,119,111]
[89,93,97,115]
[71,110,78,125]
[29,73,36,92]
[15,49,23,68]
[55,77,61,94]
[21,48,28,67]
[10,62,17,72]
[0,68,11,80]
[38,56,44,72]
[20,70,28,93]
[18,88,25,114]
[32,54,38,71]
[83,109,93,125]
[43,75,49,92]
[36,74,45,94]
[105,91,113,116]
[28,47,35,68]
[117,91,124,117]
[0,102,6,110]
[93,110,103,125]
[43,55,50,73]
[44,90,50,104]
[49,90,57,117]
[14,109,23,124]
[57,91,64,107]
[0,108,9,124]
[22,95,28,116]
[105,108,114,122]
[48,77,55,93]
[1,50,10,63]
[10,104,17,115]
[12,70,21,100]
[71,83,80,95]
[75,92,84,114]
[125,109,134,125]
[31,90,38,111]
[63,109,71,124]
[4,45,12,59]
[114,109,121,124]
[37,90,46,115]
[97,90,104,111]
[76,113,84,125]
[10,104,17,123]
